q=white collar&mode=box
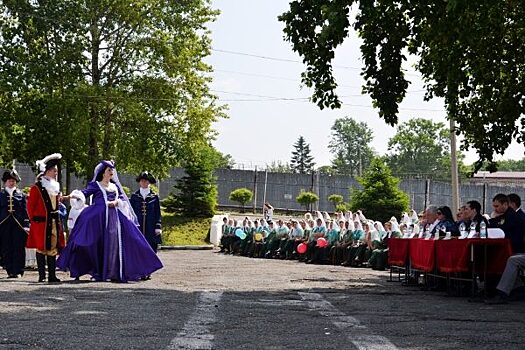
[41,177,60,196]
[5,187,16,196]
[99,181,117,193]
[139,187,150,199]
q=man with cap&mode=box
[26,153,65,282]
[130,171,162,253]
[0,168,30,278]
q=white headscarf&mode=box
[410,210,419,223]
[346,219,355,231]
[357,210,366,223]
[401,212,410,225]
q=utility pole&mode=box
[450,119,460,215]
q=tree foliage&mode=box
[329,117,374,176]
[172,145,218,218]
[296,191,319,211]
[0,0,223,185]
[229,188,253,212]
[290,136,315,174]
[279,1,525,170]
[387,118,470,179]
[328,194,344,210]
[387,118,448,176]
[266,160,293,173]
[349,158,409,223]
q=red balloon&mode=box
[316,237,328,248]
[297,243,307,254]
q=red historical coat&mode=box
[26,182,65,251]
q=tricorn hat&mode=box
[36,153,62,173]
[135,171,156,184]
[2,169,21,183]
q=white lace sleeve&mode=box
[117,199,134,221]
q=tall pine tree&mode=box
[290,136,315,174]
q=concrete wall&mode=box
[5,164,524,214]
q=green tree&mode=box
[329,117,374,176]
[296,191,319,212]
[494,158,525,172]
[229,188,253,213]
[349,158,409,223]
[317,165,336,176]
[290,136,315,174]
[279,1,525,170]
[387,118,471,179]
[387,118,449,177]
[328,194,344,210]
[266,161,293,173]
[172,145,218,218]
[0,1,222,190]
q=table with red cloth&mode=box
[388,238,410,266]
[409,239,436,272]
[435,238,513,274]
[388,238,513,275]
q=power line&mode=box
[211,48,422,78]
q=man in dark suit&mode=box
[508,193,525,222]
[0,169,30,278]
[130,172,162,253]
[488,193,525,254]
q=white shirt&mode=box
[139,187,150,199]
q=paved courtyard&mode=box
[0,250,523,349]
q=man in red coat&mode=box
[26,153,65,282]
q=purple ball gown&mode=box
[57,181,163,282]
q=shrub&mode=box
[229,188,253,213]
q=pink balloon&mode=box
[316,237,328,248]
[297,243,307,254]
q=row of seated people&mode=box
[218,211,402,270]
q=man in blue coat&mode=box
[130,172,162,254]
[0,169,30,278]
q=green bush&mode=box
[296,191,319,211]
[229,187,253,212]
[328,194,344,209]
[335,203,347,212]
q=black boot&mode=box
[46,255,60,283]
[36,253,46,282]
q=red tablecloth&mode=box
[388,238,409,266]
[435,238,512,274]
[409,239,436,272]
[435,239,468,273]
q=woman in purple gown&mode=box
[57,160,163,282]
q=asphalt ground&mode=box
[0,250,523,349]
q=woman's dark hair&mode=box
[438,206,455,222]
[95,165,115,183]
[95,165,108,181]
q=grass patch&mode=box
[161,211,211,246]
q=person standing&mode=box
[57,161,163,282]
[26,153,65,282]
[130,172,162,253]
[0,169,30,278]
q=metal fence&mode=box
[4,164,525,214]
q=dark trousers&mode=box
[0,226,27,276]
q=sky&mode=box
[206,0,525,169]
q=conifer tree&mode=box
[290,136,315,174]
